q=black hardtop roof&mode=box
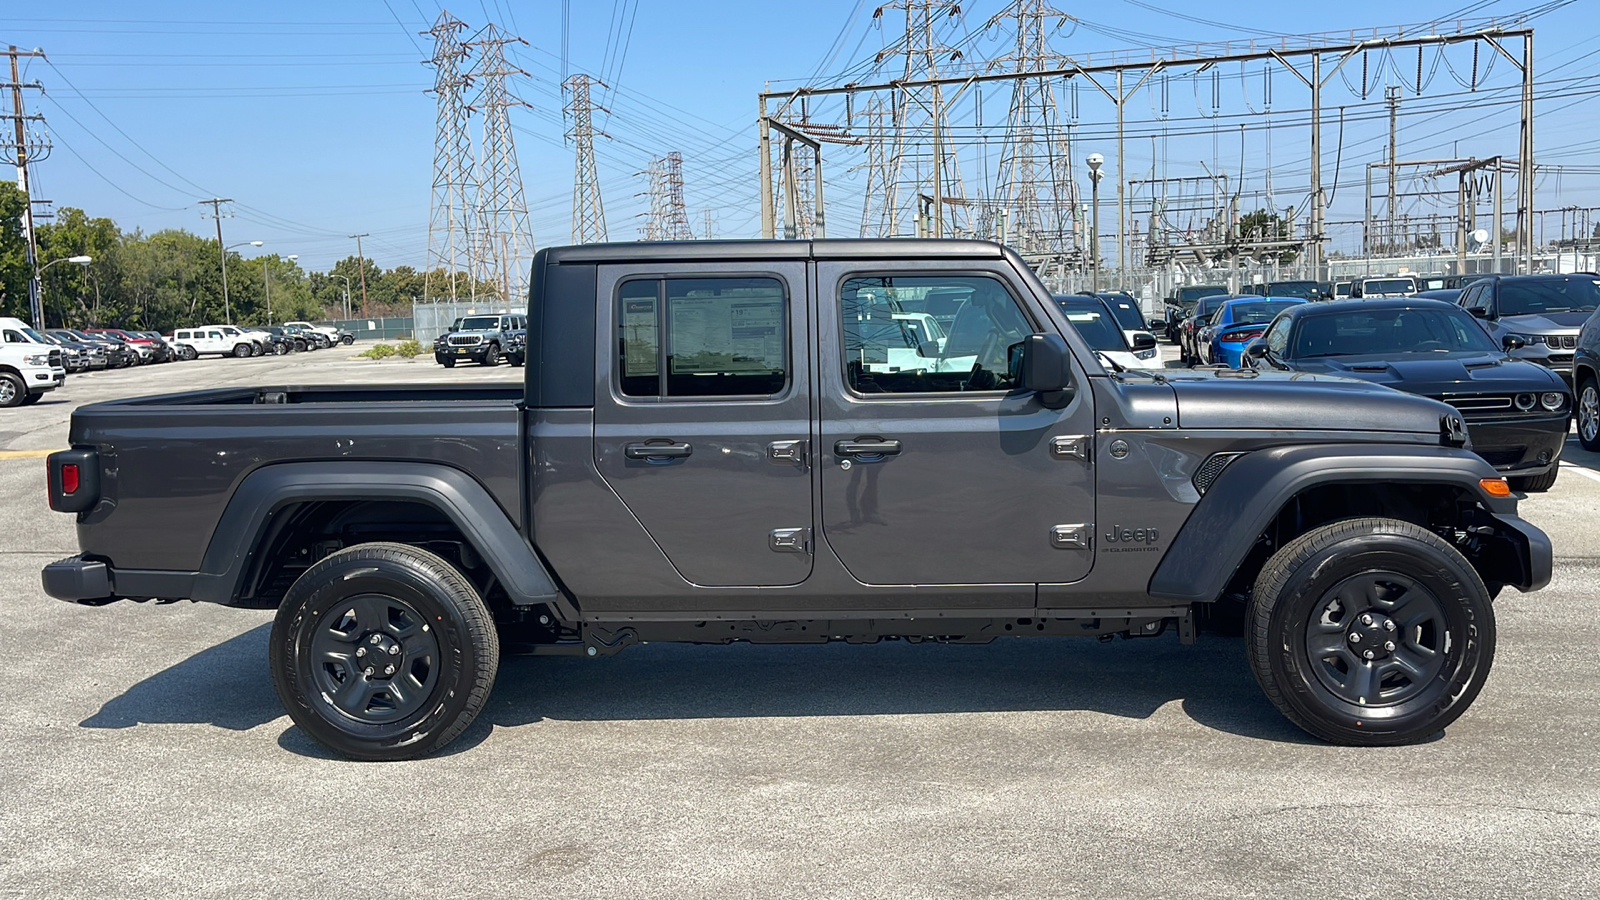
[1278,297,1461,317]
[1480,273,1600,282]
[540,238,1009,265]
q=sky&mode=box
[2,0,1596,274]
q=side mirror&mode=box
[1009,333,1074,408]
[1467,307,1487,318]
[1148,318,1166,331]
[1130,332,1157,352]
[1503,334,1526,351]
[915,339,940,358]
[1246,340,1271,359]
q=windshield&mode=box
[1292,307,1499,358]
[1266,281,1319,299]
[1362,278,1415,295]
[459,316,500,330]
[1177,285,1227,305]
[1099,296,1146,331]
[1056,302,1126,351]
[1497,278,1600,316]
[20,326,50,344]
[1225,301,1300,326]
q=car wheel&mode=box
[275,342,290,356]
[0,372,24,408]
[20,392,43,406]
[252,343,264,357]
[233,343,253,358]
[341,334,354,345]
[1509,468,1559,492]
[1247,516,1494,746]
[481,344,500,366]
[269,542,498,761]
[1578,374,1600,452]
[440,356,456,368]
[509,352,525,368]
[182,346,198,361]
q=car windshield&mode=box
[1176,286,1227,305]
[1266,281,1318,299]
[1226,301,1300,326]
[1497,278,1600,316]
[1056,302,1126,351]
[1363,279,1415,294]
[1099,296,1146,331]
[459,316,500,330]
[20,326,51,343]
[1292,307,1499,358]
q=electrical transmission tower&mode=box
[876,0,972,239]
[565,73,608,244]
[856,95,892,238]
[468,24,536,305]
[423,12,477,304]
[990,1,1077,260]
[641,152,694,241]
[5,45,50,328]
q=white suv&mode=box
[0,316,68,407]
[171,327,260,359]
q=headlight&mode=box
[1134,348,1157,360]
[1514,393,1536,411]
[1541,392,1567,411]
[23,353,51,366]
[1509,333,1543,346]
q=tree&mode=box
[0,181,33,320]
[1238,208,1297,265]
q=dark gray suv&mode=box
[1459,274,1600,383]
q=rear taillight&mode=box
[47,449,99,513]
[1220,331,1264,344]
[61,464,79,495]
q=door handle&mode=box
[834,439,902,458]
[624,441,693,460]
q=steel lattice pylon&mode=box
[877,0,971,239]
[642,152,694,241]
[469,24,537,304]
[423,12,478,304]
[565,74,608,244]
[990,0,1079,260]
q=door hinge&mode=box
[769,527,811,554]
[768,439,807,467]
[1049,435,1090,462]
[1051,524,1092,550]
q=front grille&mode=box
[1548,335,1578,350]
[1543,353,1574,371]
[48,350,61,367]
[1441,395,1512,412]
[447,334,482,346]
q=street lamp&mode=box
[37,256,93,328]
[264,253,298,325]
[331,273,353,320]
[221,240,263,325]
[1086,153,1105,292]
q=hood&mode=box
[1290,352,1565,394]
[1498,311,1591,332]
[1162,369,1453,434]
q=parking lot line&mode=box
[1559,460,1600,485]
[0,449,61,460]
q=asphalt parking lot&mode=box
[2,345,1598,899]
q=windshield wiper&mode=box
[1095,350,1127,373]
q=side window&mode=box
[617,276,788,399]
[208,331,223,341]
[175,331,189,340]
[840,274,1033,394]
[1265,319,1290,355]
[2,329,23,343]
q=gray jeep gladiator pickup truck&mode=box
[42,240,1551,760]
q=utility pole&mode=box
[1386,86,1400,256]
[564,73,608,244]
[200,198,236,323]
[5,45,49,328]
[350,233,370,318]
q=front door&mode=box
[593,262,814,588]
[815,262,1097,600]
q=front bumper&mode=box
[1467,412,1568,475]
[439,344,492,362]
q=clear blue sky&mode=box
[2,0,1594,273]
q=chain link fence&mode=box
[411,300,523,345]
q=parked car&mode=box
[283,322,329,349]
[85,327,164,363]
[1244,298,1569,491]
[171,327,258,359]
[0,317,66,406]
[1333,280,1353,299]
[436,313,524,367]
[1414,289,1463,304]
[37,331,97,372]
[58,329,137,368]
[1444,273,1494,290]
[42,239,1552,760]
[200,324,271,356]
[1178,293,1233,363]
[1260,280,1321,301]
[261,326,308,353]
[1458,274,1599,384]
[1163,284,1228,341]
[1094,291,1162,347]
[1053,294,1161,370]
[1351,276,1418,299]
[284,320,353,346]
[1574,306,1600,452]
[1197,297,1307,368]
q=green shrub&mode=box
[360,343,396,360]
[394,339,423,359]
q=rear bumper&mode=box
[42,555,199,605]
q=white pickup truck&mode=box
[0,316,67,407]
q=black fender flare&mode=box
[192,461,566,612]
[1148,443,1548,603]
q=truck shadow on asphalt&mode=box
[80,623,1319,754]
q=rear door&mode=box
[592,261,814,588]
[814,260,1097,602]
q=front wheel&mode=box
[181,346,198,361]
[1247,517,1495,746]
[270,542,499,761]
[440,356,456,368]
[233,343,252,358]
[275,342,290,356]
[0,372,23,407]
[341,334,353,345]
[20,392,44,406]
[480,344,500,366]
[1578,374,1600,452]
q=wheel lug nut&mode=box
[1384,641,1395,651]
[1349,633,1362,643]
[384,665,395,675]
[363,667,375,676]
[370,635,382,644]
[388,645,400,655]
[1363,650,1376,660]
[1361,614,1374,625]
[1384,620,1397,632]
[356,647,366,657]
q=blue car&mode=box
[1200,297,1307,368]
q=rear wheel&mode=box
[1247,517,1495,746]
[275,342,290,356]
[269,542,499,761]
[0,372,23,408]
[233,343,252,358]
[341,334,353,345]
[1510,467,1559,492]
[1578,374,1600,452]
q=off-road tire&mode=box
[440,356,456,368]
[20,392,43,406]
[275,342,290,356]
[341,334,353,345]
[1577,374,1600,453]
[181,346,198,361]
[0,372,24,408]
[1247,516,1495,746]
[233,343,252,358]
[270,542,499,761]
[509,352,525,368]
[1510,467,1559,493]
[480,344,500,366]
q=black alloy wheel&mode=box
[270,542,499,761]
[441,356,456,368]
[480,344,500,366]
[341,334,353,345]
[181,345,198,361]
[1579,374,1600,453]
[1247,517,1494,745]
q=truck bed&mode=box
[68,383,525,573]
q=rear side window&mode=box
[618,277,788,399]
